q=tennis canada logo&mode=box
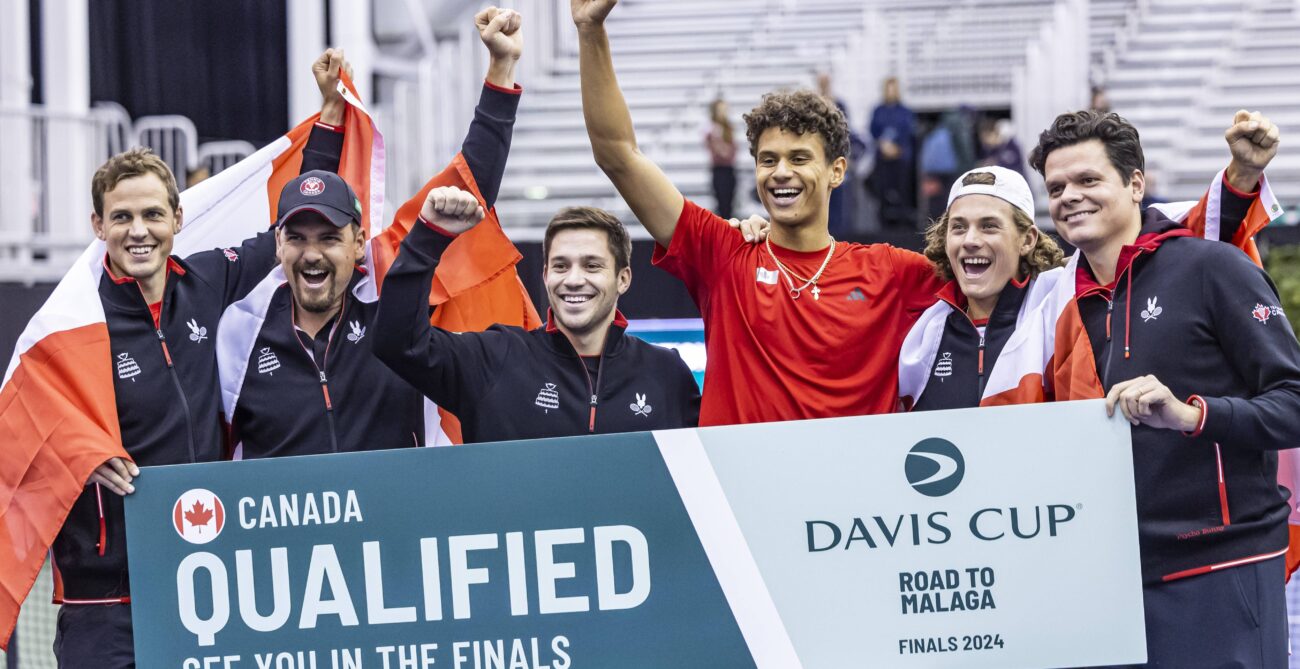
[905,438,965,497]
[173,488,226,545]
[299,176,326,196]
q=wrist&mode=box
[418,215,460,238]
[486,58,518,89]
[575,22,607,39]
[1225,161,1263,195]
[1181,395,1208,436]
[319,100,345,127]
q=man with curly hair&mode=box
[572,0,944,426]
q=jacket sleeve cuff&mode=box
[417,214,459,238]
[1222,173,1261,199]
[313,120,344,133]
[1183,395,1209,437]
[479,81,522,120]
[1195,395,1237,442]
[484,80,523,95]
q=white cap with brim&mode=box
[946,165,1035,220]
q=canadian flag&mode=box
[0,73,538,649]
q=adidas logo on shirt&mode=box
[847,287,867,301]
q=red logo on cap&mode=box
[300,177,326,196]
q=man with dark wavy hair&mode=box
[572,0,944,426]
[1033,109,1298,667]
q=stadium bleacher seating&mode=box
[1105,0,1300,203]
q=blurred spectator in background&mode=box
[920,108,978,222]
[867,76,916,230]
[978,118,1024,174]
[818,71,866,235]
[1141,167,1169,209]
[705,97,738,220]
[1090,85,1111,113]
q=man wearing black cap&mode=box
[223,6,527,457]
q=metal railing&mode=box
[0,105,264,282]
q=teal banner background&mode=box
[125,432,753,668]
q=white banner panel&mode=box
[679,399,1145,668]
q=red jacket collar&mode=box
[102,254,186,284]
[544,308,629,333]
[1074,227,1192,297]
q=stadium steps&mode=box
[1104,0,1300,204]
[497,0,873,230]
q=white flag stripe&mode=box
[654,428,803,669]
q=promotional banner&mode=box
[125,400,1145,668]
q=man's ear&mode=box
[173,206,184,234]
[352,224,367,262]
[91,212,106,241]
[1129,170,1146,204]
[830,155,848,189]
[617,265,632,295]
[274,225,286,263]
[1020,225,1039,256]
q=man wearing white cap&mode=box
[899,166,1063,410]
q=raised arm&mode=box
[461,7,524,208]
[372,187,505,415]
[572,0,684,247]
[301,48,351,174]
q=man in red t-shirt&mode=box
[572,0,941,426]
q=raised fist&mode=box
[421,186,485,236]
[476,7,523,62]
[312,48,354,125]
[1224,109,1280,191]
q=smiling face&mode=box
[945,194,1036,315]
[1043,139,1144,254]
[276,214,365,315]
[754,127,846,231]
[92,173,182,288]
[544,228,630,338]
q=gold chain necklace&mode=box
[765,235,836,300]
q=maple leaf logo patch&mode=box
[1253,303,1284,324]
[172,488,226,545]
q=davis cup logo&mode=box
[299,176,326,196]
[905,438,965,497]
[173,488,225,544]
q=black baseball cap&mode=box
[275,170,363,228]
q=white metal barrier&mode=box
[134,115,201,190]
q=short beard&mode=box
[297,288,340,314]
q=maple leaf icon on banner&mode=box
[185,500,214,532]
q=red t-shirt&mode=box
[653,199,942,426]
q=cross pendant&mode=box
[811,285,821,300]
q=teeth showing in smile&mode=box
[962,257,991,277]
[772,188,800,197]
[127,245,154,257]
[1065,210,1095,223]
[301,268,328,286]
[562,295,590,304]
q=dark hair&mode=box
[543,207,632,272]
[92,147,180,217]
[743,90,850,161]
[1028,110,1144,184]
[923,172,1065,281]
